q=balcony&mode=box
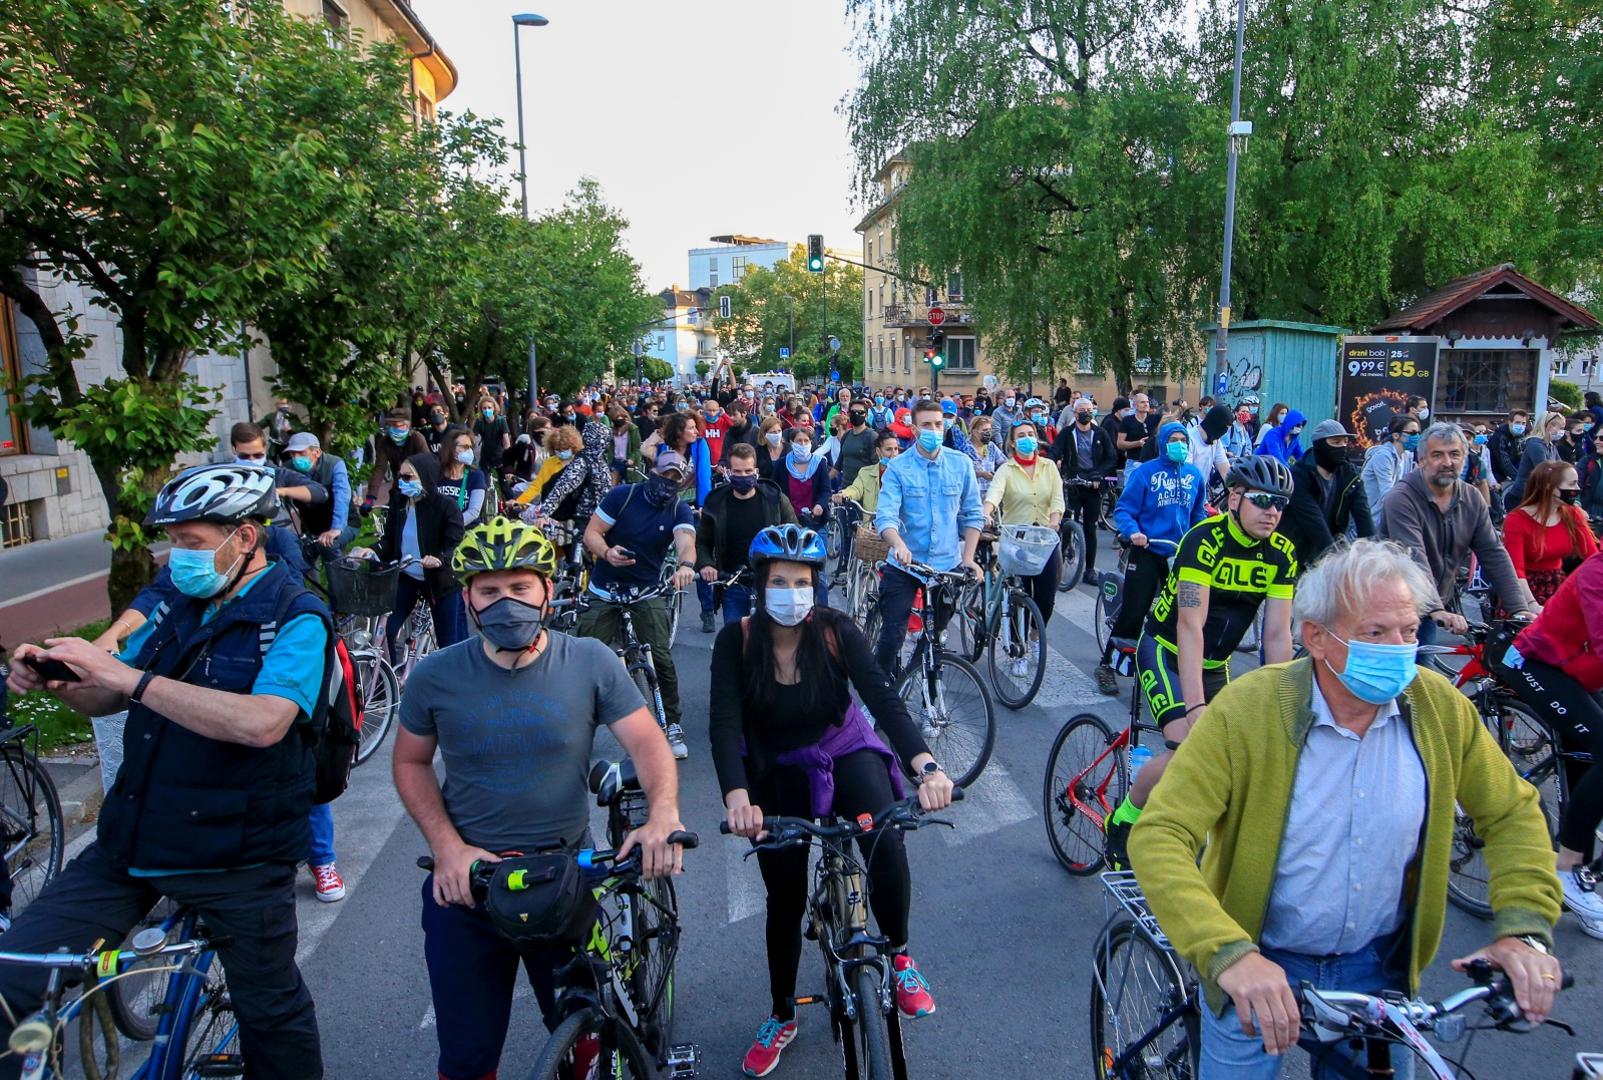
[880,301,975,329]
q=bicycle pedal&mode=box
[666,1043,700,1077]
[192,1055,245,1078]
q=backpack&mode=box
[263,585,362,805]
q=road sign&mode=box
[928,306,946,326]
[829,336,841,353]
[778,347,790,359]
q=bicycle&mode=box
[1089,870,1575,1080]
[0,903,241,1080]
[952,528,1050,710]
[834,499,881,625]
[318,556,404,765]
[1056,477,1098,592]
[0,717,64,917]
[862,563,996,788]
[418,765,699,1080]
[720,791,964,1080]
[578,580,684,734]
[1090,538,1179,661]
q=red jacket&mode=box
[1514,550,1603,690]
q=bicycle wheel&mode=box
[1093,580,1114,660]
[0,743,63,909]
[664,588,684,649]
[630,663,667,729]
[633,877,678,1062]
[854,965,894,1080]
[988,590,1048,710]
[1043,714,1126,875]
[896,652,995,788]
[107,899,183,1041]
[527,1008,655,1080]
[1090,919,1198,1080]
[179,956,242,1076]
[1059,519,1086,593]
[826,513,844,560]
[351,649,400,766]
[949,579,986,664]
[408,604,436,668]
[851,564,878,625]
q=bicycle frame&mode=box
[1093,872,1197,1080]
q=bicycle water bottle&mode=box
[1128,745,1152,784]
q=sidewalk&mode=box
[0,530,166,645]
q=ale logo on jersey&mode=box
[1214,559,1271,591]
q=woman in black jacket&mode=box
[378,451,466,659]
[1050,401,1117,584]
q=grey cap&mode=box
[284,432,321,452]
[653,450,689,476]
[1308,419,1353,442]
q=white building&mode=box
[687,235,791,292]
[641,287,718,384]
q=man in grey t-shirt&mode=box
[393,519,684,1080]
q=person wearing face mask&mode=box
[1497,460,1597,620]
[713,524,953,1077]
[283,432,354,560]
[607,407,643,482]
[1406,394,1431,425]
[473,398,512,486]
[422,403,454,454]
[229,422,326,579]
[990,391,1026,447]
[1504,409,1567,511]
[523,424,613,559]
[1049,399,1116,585]
[938,398,973,456]
[1256,406,1307,466]
[1023,398,1056,445]
[983,422,1065,628]
[722,402,758,466]
[1130,539,1563,1075]
[1223,401,1256,462]
[580,453,699,758]
[867,393,894,430]
[755,415,788,481]
[972,388,991,415]
[1280,419,1375,568]
[1489,408,1529,488]
[780,428,832,543]
[889,405,916,450]
[696,444,799,626]
[372,453,466,664]
[835,431,901,517]
[436,427,489,532]
[363,408,430,513]
[873,400,986,674]
[516,424,582,516]
[964,415,1007,482]
[1559,417,1588,466]
[1253,402,1288,450]
[1360,415,1421,534]
[395,519,687,1080]
[3,464,334,1076]
[700,396,734,464]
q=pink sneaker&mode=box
[892,954,935,1019]
[310,863,346,902]
[741,1015,798,1077]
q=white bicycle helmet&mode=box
[145,463,279,527]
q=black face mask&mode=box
[850,412,867,427]
[644,474,679,507]
[1313,440,1348,471]
[1076,414,1093,427]
[470,596,546,653]
[1560,489,1581,505]
[730,473,759,494]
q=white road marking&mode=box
[726,833,767,924]
[1035,644,1103,708]
[943,757,1035,846]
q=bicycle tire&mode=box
[854,965,894,1080]
[988,590,1048,710]
[851,564,878,626]
[827,514,844,560]
[1090,918,1198,1080]
[895,652,994,788]
[1093,582,1114,660]
[525,1008,655,1080]
[951,579,986,664]
[1058,519,1086,593]
[629,662,667,730]
[351,649,400,766]
[633,876,678,1062]
[862,602,913,679]
[106,899,183,1041]
[665,588,683,649]
[0,743,63,910]
[1043,714,1126,875]
[179,955,242,1076]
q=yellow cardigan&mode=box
[983,457,1064,525]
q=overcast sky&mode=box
[409,0,867,292]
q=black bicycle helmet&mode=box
[748,523,827,568]
[145,463,279,528]
[1225,453,1294,497]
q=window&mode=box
[877,231,883,262]
[1582,358,1594,377]
[1077,348,1095,375]
[0,498,33,548]
[946,337,978,372]
[878,281,885,315]
[904,342,914,373]
[707,255,718,289]
[1554,358,1571,377]
[925,286,938,306]
[887,226,894,255]
[732,255,747,282]
[947,273,964,302]
[865,236,871,261]
[1441,349,1538,413]
[321,0,348,40]
[0,300,22,455]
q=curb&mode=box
[55,758,106,838]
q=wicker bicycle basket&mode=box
[854,523,890,566]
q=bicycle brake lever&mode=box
[1544,1017,1576,1037]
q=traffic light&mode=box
[806,234,824,273]
[923,329,946,369]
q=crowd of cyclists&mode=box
[2,365,1600,1079]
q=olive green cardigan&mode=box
[1128,657,1560,1016]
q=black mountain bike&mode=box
[722,791,963,1080]
[576,581,680,732]
[0,666,65,914]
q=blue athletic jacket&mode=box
[1113,421,1209,545]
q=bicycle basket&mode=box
[484,852,593,947]
[854,523,890,565]
[326,560,401,617]
[997,524,1058,577]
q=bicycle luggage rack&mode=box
[1099,870,1172,949]
[665,1042,699,1078]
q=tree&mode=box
[640,358,674,384]
[694,360,711,378]
[0,0,384,607]
[1549,378,1582,413]
[708,247,864,375]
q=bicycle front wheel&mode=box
[629,663,667,729]
[351,650,400,766]
[633,876,679,1062]
[179,956,242,1076]
[1043,714,1126,875]
[526,1008,655,1080]
[1059,519,1086,592]
[854,965,894,1080]
[1090,919,1197,1080]
[987,590,1047,710]
[896,652,995,788]
[0,743,63,909]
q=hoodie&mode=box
[1113,421,1209,545]
[1258,408,1307,465]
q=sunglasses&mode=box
[1242,492,1290,512]
[235,451,267,461]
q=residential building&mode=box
[642,286,719,384]
[0,0,457,548]
[688,235,791,292]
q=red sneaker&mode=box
[741,1015,798,1077]
[310,863,346,903]
[568,1032,600,1080]
[891,954,935,1019]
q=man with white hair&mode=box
[1381,421,1531,644]
[1130,538,1563,1078]
[1049,397,1116,586]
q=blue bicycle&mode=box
[0,904,240,1079]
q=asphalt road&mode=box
[55,527,1601,1079]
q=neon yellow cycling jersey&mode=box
[1146,512,1297,666]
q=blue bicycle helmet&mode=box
[748,523,827,568]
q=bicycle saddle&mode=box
[588,758,640,806]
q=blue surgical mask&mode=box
[874,396,885,406]
[556,449,574,461]
[1166,441,1189,463]
[917,429,942,453]
[482,408,495,420]
[792,444,813,462]
[398,478,423,498]
[387,427,408,444]
[168,528,243,599]
[943,417,955,430]
[1473,433,1488,446]
[1016,436,1038,457]
[456,449,475,465]
[290,455,313,473]
[1510,423,1527,436]
[1403,433,1421,452]
[1326,636,1417,705]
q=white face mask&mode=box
[766,586,815,627]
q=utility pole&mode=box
[1215,0,1251,380]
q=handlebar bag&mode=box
[485,853,592,946]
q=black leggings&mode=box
[1492,653,1603,858]
[751,750,912,1021]
[1102,547,1170,666]
[1024,539,1064,624]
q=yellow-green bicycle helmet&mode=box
[452,516,560,580]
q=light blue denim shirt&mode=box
[1259,678,1426,956]
[875,444,985,571]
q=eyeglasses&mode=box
[235,451,267,461]
[1242,492,1290,512]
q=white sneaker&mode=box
[1561,866,1603,926]
[1008,657,1029,679]
[665,724,689,761]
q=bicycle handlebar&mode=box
[591,579,682,605]
[416,831,700,898]
[719,791,965,846]
[902,561,977,584]
[1118,537,1179,555]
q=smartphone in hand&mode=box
[23,655,81,683]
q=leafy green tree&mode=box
[640,358,674,384]
[709,248,864,374]
[1549,378,1582,413]
[0,0,383,606]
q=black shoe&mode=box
[1094,664,1120,696]
[1082,570,1098,586]
[700,611,716,633]
[1105,818,1133,872]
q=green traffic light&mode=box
[808,257,823,272]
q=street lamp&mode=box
[512,13,548,404]
[1214,0,1250,380]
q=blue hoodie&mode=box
[1258,408,1307,465]
[1114,421,1209,545]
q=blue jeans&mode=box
[1200,934,1414,1079]
[307,803,335,867]
[697,577,716,617]
[391,574,464,665]
[721,583,753,625]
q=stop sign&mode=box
[927,306,946,326]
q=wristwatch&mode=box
[917,761,943,784]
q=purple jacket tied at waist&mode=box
[769,701,906,818]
